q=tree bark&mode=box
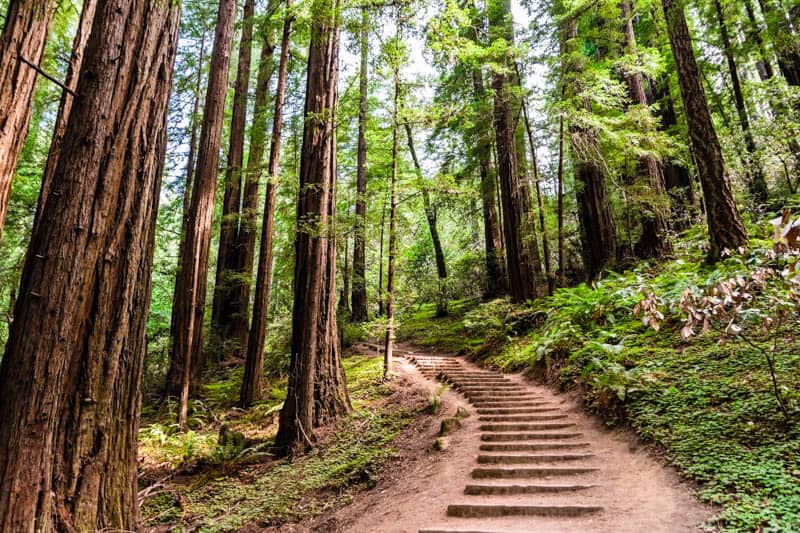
[274,0,351,455]
[0,0,58,243]
[33,0,98,234]
[405,123,448,316]
[211,0,256,361]
[351,4,370,323]
[0,0,179,528]
[167,0,237,428]
[556,114,566,288]
[712,0,768,204]
[488,0,538,302]
[662,0,747,259]
[240,1,291,409]
[620,0,672,259]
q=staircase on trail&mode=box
[407,354,604,533]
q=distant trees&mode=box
[0,0,180,527]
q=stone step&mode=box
[471,467,599,479]
[420,529,515,533]
[476,408,559,415]
[471,401,550,408]
[456,385,527,391]
[477,453,595,464]
[481,432,583,442]
[468,395,544,402]
[480,423,575,432]
[480,442,591,452]
[464,483,596,495]
[478,414,567,422]
[447,504,603,518]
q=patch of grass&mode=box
[140,355,419,531]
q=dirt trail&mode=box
[334,346,713,533]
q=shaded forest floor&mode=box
[396,247,800,530]
[139,352,439,531]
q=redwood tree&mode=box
[351,4,370,323]
[211,0,256,360]
[662,0,747,258]
[241,0,292,408]
[0,0,180,527]
[274,0,350,455]
[0,0,58,242]
[488,0,538,302]
[167,0,237,427]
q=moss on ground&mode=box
[140,354,418,531]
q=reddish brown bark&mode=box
[662,0,747,259]
[351,5,370,323]
[33,0,98,234]
[167,0,237,427]
[0,0,179,528]
[0,0,58,242]
[211,0,256,360]
[240,7,284,408]
[384,58,400,377]
[274,0,350,455]
[488,0,538,302]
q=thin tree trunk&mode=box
[275,0,351,455]
[377,190,387,316]
[488,0,538,302]
[620,0,672,258]
[240,1,291,408]
[33,0,98,234]
[211,0,256,360]
[405,123,448,316]
[351,4,369,323]
[712,0,768,204]
[0,0,179,527]
[520,95,552,293]
[339,229,351,312]
[167,0,237,428]
[557,114,566,288]
[0,0,58,242]
[662,0,747,259]
[744,0,774,81]
[384,58,400,378]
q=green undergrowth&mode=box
[398,229,800,531]
[140,354,418,531]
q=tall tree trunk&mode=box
[0,0,58,243]
[405,124,448,316]
[758,0,800,86]
[620,0,672,258]
[240,2,291,408]
[520,95,553,293]
[744,0,775,81]
[351,4,370,323]
[557,114,566,288]
[563,20,617,281]
[167,0,237,428]
[470,64,505,298]
[33,0,98,234]
[275,0,350,455]
[662,0,747,259]
[377,189,387,316]
[339,230,351,312]
[211,0,256,361]
[0,0,179,527]
[712,0,768,204]
[488,0,538,302]
[384,59,400,378]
